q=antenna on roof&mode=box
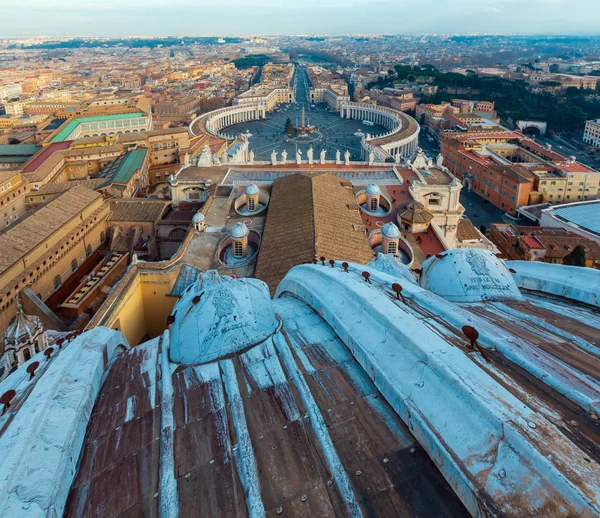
[44,347,54,361]
[0,390,16,416]
[26,361,40,381]
[167,311,177,326]
[462,325,487,361]
[391,283,406,304]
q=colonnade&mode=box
[341,102,420,163]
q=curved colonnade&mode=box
[189,104,266,141]
[340,102,420,162]
[189,101,420,164]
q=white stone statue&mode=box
[249,150,255,164]
[296,149,302,164]
[307,147,314,165]
[411,148,430,171]
[344,150,351,166]
[436,153,444,167]
[281,150,288,163]
[271,149,277,165]
[335,149,341,164]
[197,145,213,167]
[368,150,375,166]
[320,149,326,164]
[184,152,190,167]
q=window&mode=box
[71,258,78,272]
[86,244,92,257]
[54,275,61,290]
[247,197,256,211]
[233,241,243,258]
[100,231,105,243]
[429,198,440,206]
[387,241,397,254]
[370,198,378,211]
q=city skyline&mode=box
[2,0,599,37]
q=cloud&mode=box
[484,6,501,13]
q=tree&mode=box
[563,245,587,267]
[285,117,294,136]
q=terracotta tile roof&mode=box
[400,201,434,224]
[35,178,106,196]
[456,218,482,242]
[255,173,374,293]
[0,186,102,273]
[108,199,170,222]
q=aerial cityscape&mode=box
[1,2,600,516]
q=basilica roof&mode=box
[0,250,599,517]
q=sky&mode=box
[0,0,598,38]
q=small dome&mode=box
[381,222,401,239]
[192,212,205,224]
[245,184,260,196]
[420,249,523,303]
[401,201,434,224]
[169,271,278,364]
[4,299,41,348]
[366,184,382,196]
[230,222,249,239]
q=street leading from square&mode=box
[224,66,388,161]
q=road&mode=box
[460,189,531,230]
[418,125,440,157]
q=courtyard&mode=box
[225,66,388,161]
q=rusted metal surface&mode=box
[468,303,600,381]
[64,341,161,518]
[401,294,600,469]
[274,297,468,517]
[62,278,600,517]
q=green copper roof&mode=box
[98,148,148,189]
[51,112,146,143]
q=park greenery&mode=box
[233,54,271,69]
[369,64,600,134]
[285,117,294,136]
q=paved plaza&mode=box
[226,66,388,161]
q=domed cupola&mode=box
[420,249,523,302]
[366,183,382,212]
[168,271,278,364]
[381,222,401,255]
[3,297,48,369]
[244,183,260,212]
[192,211,205,232]
[235,184,269,216]
[230,222,249,258]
